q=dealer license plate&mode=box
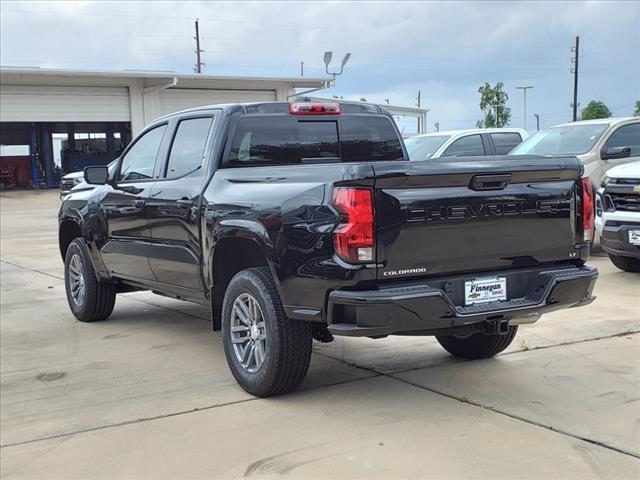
[464,277,507,306]
[629,230,640,246]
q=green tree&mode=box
[476,82,511,128]
[580,100,612,120]
[634,100,640,117]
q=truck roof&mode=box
[411,128,528,138]
[154,100,391,123]
[551,117,636,128]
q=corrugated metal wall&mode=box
[0,85,130,122]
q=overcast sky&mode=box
[1,0,638,133]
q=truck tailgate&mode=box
[372,156,583,280]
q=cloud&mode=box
[1,0,638,131]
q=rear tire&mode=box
[64,238,116,322]
[436,326,518,359]
[608,254,640,273]
[222,267,312,397]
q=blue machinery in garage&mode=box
[1,122,130,188]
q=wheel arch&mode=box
[59,217,84,260]
[209,230,282,330]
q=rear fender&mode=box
[205,219,282,295]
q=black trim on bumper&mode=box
[327,265,598,337]
[601,221,640,259]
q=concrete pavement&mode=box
[1,190,639,479]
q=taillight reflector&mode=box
[289,102,341,115]
[580,177,595,242]
[332,187,375,263]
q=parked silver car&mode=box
[59,160,117,198]
[510,118,640,185]
[406,128,528,160]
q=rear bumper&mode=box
[600,221,640,259]
[327,265,598,337]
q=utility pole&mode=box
[417,90,421,133]
[300,61,304,77]
[194,18,204,74]
[516,86,534,130]
[571,35,579,121]
[534,113,540,131]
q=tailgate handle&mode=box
[470,174,512,191]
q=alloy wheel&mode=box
[68,254,86,307]
[230,293,267,373]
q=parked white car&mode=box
[405,128,528,160]
[510,117,640,185]
[595,160,640,272]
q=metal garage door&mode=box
[0,85,130,122]
[159,89,276,116]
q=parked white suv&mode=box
[405,128,528,160]
[510,117,640,185]
[595,160,640,272]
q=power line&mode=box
[0,9,347,31]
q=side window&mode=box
[442,135,485,157]
[119,125,167,181]
[604,123,640,156]
[165,117,213,178]
[490,133,523,155]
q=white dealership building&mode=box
[0,66,427,187]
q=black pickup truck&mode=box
[59,101,598,396]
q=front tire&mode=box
[64,238,116,322]
[222,267,312,397]
[608,254,640,273]
[436,326,518,359]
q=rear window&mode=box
[490,132,523,154]
[226,115,403,166]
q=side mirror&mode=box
[84,165,110,185]
[601,146,631,160]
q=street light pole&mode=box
[323,51,351,86]
[516,86,534,130]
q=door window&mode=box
[490,132,523,154]
[603,123,640,156]
[119,125,167,181]
[164,117,214,178]
[441,134,485,157]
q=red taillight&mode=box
[289,102,341,115]
[332,187,375,263]
[580,177,595,242]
